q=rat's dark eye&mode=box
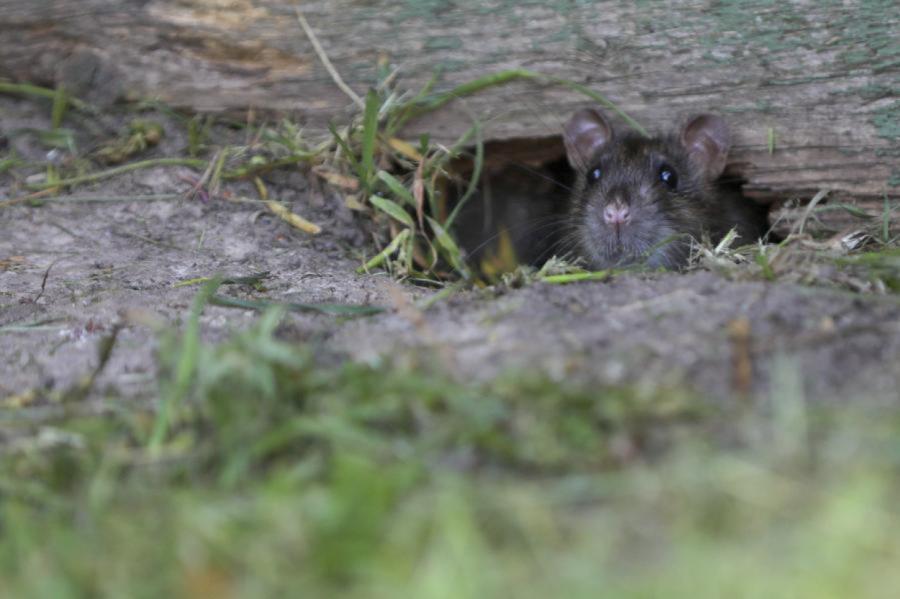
[587,167,602,184]
[659,164,678,190]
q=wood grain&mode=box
[0,0,897,202]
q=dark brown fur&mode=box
[562,108,768,269]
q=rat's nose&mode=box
[603,201,630,226]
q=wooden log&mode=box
[0,0,897,202]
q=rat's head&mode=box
[563,108,730,269]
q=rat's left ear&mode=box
[680,114,730,180]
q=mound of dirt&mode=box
[2,96,899,404]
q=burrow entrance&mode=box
[446,135,775,276]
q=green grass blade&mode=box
[427,216,470,278]
[547,76,648,137]
[813,203,874,219]
[377,171,416,206]
[883,194,892,243]
[386,72,440,134]
[360,88,380,193]
[50,85,68,130]
[444,120,483,230]
[26,157,207,191]
[358,229,410,273]
[174,272,271,288]
[415,68,541,116]
[756,251,776,281]
[149,277,222,451]
[370,194,415,229]
[541,271,611,284]
[0,81,89,111]
[398,68,645,137]
[328,122,360,173]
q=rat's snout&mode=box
[603,201,631,226]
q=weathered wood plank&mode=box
[0,0,897,201]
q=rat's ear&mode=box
[564,108,613,172]
[681,114,730,180]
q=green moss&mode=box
[399,0,456,19]
[872,101,900,143]
[889,171,900,188]
[424,35,464,51]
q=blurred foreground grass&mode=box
[3,290,900,598]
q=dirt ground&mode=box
[2,95,900,404]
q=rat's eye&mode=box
[587,167,602,184]
[659,164,678,190]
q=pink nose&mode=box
[603,202,630,226]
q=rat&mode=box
[561,107,770,270]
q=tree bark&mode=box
[1,0,897,203]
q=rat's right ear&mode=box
[681,114,730,180]
[563,108,613,172]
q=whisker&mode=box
[501,162,574,194]
[462,212,574,258]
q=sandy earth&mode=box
[2,95,899,405]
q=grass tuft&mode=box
[3,290,900,596]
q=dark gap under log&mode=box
[446,133,889,272]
